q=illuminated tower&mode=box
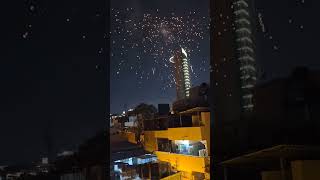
[234,0,257,111]
[211,0,257,122]
[170,47,191,100]
[211,0,257,161]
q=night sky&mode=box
[0,0,107,165]
[110,0,320,114]
[254,0,320,81]
[110,0,211,114]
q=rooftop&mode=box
[221,145,320,168]
[179,107,210,115]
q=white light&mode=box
[241,75,257,80]
[235,18,250,25]
[234,9,249,16]
[237,46,254,53]
[235,0,249,7]
[169,56,175,63]
[179,140,189,145]
[243,94,253,99]
[181,48,188,58]
[242,84,254,89]
[240,65,256,71]
[236,37,253,43]
[243,104,254,109]
[238,55,255,62]
[236,27,251,34]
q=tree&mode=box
[133,103,157,145]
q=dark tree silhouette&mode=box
[133,103,157,145]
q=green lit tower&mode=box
[170,47,192,100]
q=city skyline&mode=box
[110,1,210,114]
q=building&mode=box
[124,107,211,179]
[210,1,259,179]
[172,83,210,113]
[214,68,320,180]
[250,67,320,149]
[221,145,320,180]
[113,154,180,179]
[211,0,258,165]
[124,110,138,128]
[212,0,257,113]
[54,130,108,180]
[170,47,192,100]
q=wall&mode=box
[125,132,137,144]
[143,131,158,152]
[291,160,320,180]
[201,112,210,155]
[155,151,208,173]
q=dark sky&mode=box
[254,0,320,80]
[110,0,211,114]
[109,0,320,114]
[0,0,107,165]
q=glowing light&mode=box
[169,56,175,63]
[181,48,188,58]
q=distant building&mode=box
[251,67,320,148]
[170,47,192,100]
[124,115,137,127]
[55,130,107,180]
[212,0,257,116]
[158,104,170,116]
[172,83,210,113]
[221,145,320,180]
[211,0,258,166]
[216,68,320,180]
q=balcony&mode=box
[160,172,182,180]
[155,151,210,174]
[154,127,206,141]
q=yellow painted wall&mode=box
[201,112,210,156]
[143,131,158,152]
[152,127,204,141]
[150,112,211,143]
[154,130,169,139]
[192,115,201,126]
[181,172,193,180]
[155,151,208,173]
[125,132,137,144]
[167,127,204,141]
[291,160,320,180]
[180,171,208,180]
[204,172,210,179]
[261,171,282,180]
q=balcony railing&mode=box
[155,151,209,174]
